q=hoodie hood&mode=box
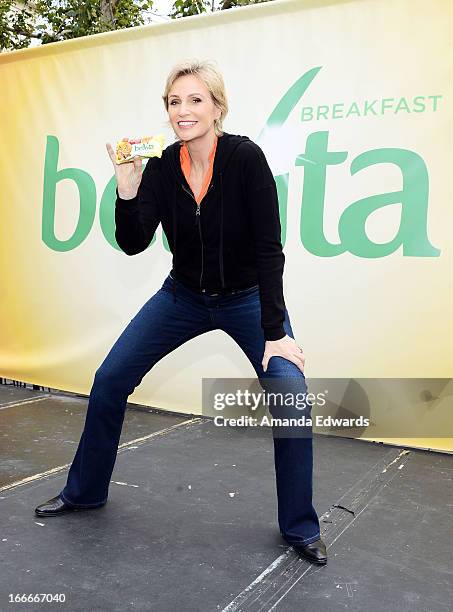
[164,132,252,303]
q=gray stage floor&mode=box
[1,384,452,611]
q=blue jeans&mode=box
[60,272,321,545]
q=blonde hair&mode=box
[162,58,228,138]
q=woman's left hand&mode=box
[262,335,305,374]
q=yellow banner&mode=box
[1,0,452,451]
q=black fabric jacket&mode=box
[115,131,286,341]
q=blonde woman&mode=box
[35,59,327,565]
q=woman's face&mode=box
[168,74,221,142]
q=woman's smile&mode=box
[178,121,198,129]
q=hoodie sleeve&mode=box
[115,156,161,255]
[241,142,286,342]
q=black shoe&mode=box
[34,495,77,517]
[293,538,327,564]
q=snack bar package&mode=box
[115,134,165,164]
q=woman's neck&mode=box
[185,130,217,175]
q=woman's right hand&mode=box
[106,139,143,199]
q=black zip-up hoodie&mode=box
[115,131,286,341]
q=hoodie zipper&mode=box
[181,182,214,288]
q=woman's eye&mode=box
[170,99,201,105]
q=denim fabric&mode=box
[60,272,321,545]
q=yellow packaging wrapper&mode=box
[115,134,165,164]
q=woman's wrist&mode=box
[118,190,138,200]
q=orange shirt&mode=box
[180,137,218,205]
